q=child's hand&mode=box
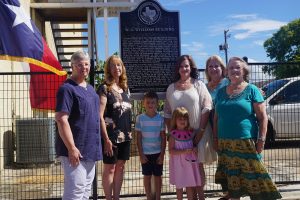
[192,147,198,154]
[140,154,148,164]
[157,155,164,165]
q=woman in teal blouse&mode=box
[213,57,281,200]
[205,55,229,128]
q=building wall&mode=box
[0,0,57,170]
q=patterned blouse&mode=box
[98,84,132,144]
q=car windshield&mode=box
[262,79,290,99]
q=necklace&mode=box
[112,83,123,93]
[228,81,247,98]
[178,78,191,85]
[208,79,222,90]
[177,78,192,90]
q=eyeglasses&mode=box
[73,63,90,68]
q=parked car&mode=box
[261,77,300,145]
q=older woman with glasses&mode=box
[55,50,103,200]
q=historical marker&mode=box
[120,0,180,98]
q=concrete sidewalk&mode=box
[122,184,300,200]
[205,184,300,200]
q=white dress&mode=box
[164,79,216,163]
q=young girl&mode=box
[169,107,202,200]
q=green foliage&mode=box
[94,52,119,89]
[262,63,300,79]
[94,59,105,89]
[263,18,300,78]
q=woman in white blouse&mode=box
[164,55,213,200]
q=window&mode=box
[278,80,300,103]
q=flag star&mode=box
[5,3,34,33]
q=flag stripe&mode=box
[0,55,67,76]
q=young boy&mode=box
[135,91,166,200]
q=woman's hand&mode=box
[193,129,205,146]
[68,147,82,167]
[104,139,114,157]
[213,137,218,151]
[192,147,198,154]
[256,140,265,154]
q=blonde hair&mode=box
[227,56,250,82]
[104,55,128,91]
[170,107,191,131]
[205,55,226,82]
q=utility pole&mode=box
[219,29,230,64]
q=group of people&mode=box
[55,50,282,200]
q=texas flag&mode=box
[0,0,67,110]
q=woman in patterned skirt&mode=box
[213,57,282,200]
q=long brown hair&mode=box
[174,55,199,82]
[104,55,128,91]
[170,107,191,131]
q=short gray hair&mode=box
[70,50,90,65]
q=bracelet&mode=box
[257,136,266,142]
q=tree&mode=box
[263,18,300,78]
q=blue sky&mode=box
[96,0,299,69]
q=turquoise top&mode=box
[207,78,230,102]
[215,84,264,139]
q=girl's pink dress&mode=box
[169,130,202,189]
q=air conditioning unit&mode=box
[15,118,56,164]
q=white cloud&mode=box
[160,0,205,6]
[229,14,258,20]
[182,41,204,52]
[231,19,286,40]
[181,43,190,48]
[181,31,191,35]
[208,24,229,36]
[209,15,287,39]
[253,40,264,46]
[181,41,208,61]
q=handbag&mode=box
[193,80,218,164]
[197,125,218,164]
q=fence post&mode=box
[90,58,95,87]
[92,165,98,200]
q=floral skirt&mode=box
[215,139,282,200]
